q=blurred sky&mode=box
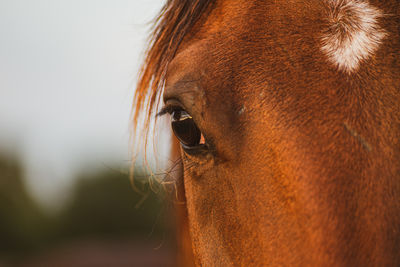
[0,0,164,210]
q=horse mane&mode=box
[133,0,213,137]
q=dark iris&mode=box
[171,110,201,147]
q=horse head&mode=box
[134,0,400,265]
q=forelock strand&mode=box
[133,0,213,140]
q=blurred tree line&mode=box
[0,153,174,263]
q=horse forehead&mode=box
[172,1,317,76]
[168,2,311,102]
[177,0,388,76]
[167,0,391,115]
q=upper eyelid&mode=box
[156,104,183,117]
[156,106,172,117]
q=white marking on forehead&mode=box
[321,0,387,73]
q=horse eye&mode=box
[171,109,203,147]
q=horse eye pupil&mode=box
[171,111,201,147]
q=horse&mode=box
[133,0,400,265]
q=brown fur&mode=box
[134,0,400,266]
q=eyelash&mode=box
[157,104,183,117]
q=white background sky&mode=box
[0,0,164,210]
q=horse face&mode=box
[161,0,400,265]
